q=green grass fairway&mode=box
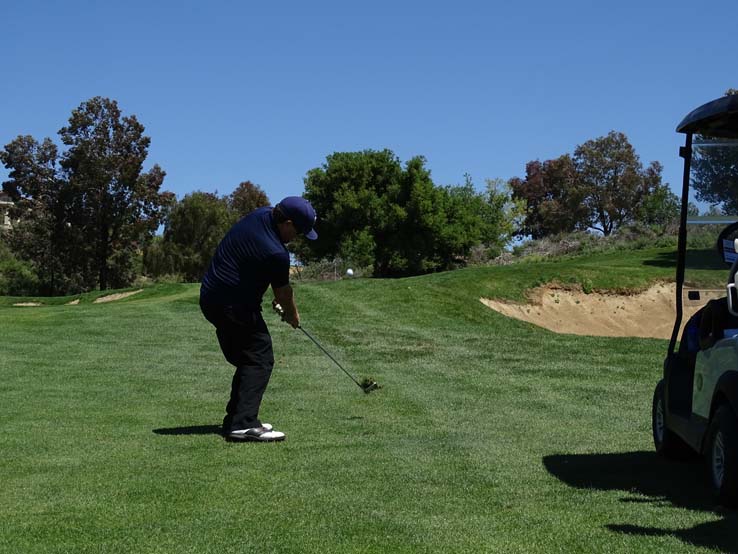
[2,247,737,553]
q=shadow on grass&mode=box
[153,425,222,436]
[643,248,726,271]
[543,451,738,553]
[642,250,678,268]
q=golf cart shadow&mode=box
[642,248,727,271]
[152,425,222,436]
[543,451,738,553]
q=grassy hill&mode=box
[1,246,735,554]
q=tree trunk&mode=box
[98,224,110,290]
[99,259,108,290]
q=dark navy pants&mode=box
[200,301,275,433]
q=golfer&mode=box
[199,196,317,442]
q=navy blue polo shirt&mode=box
[200,207,290,308]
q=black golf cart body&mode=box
[655,94,738,505]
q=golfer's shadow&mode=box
[153,425,222,436]
[543,451,738,553]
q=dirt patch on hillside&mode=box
[93,289,144,303]
[13,302,42,307]
[480,283,724,339]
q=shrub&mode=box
[0,242,39,296]
[512,226,679,262]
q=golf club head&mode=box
[361,380,379,394]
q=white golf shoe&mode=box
[227,425,285,442]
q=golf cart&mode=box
[652,94,738,506]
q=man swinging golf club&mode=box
[199,196,317,442]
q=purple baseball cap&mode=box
[277,196,318,240]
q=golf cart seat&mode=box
[698,297,738,350]
[679,231,738,352]
[697,229,738,350]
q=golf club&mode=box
[273,303,379,394]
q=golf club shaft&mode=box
[298,326,363,388]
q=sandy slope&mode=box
[481,283,725,339]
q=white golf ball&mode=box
[346,268,354,277]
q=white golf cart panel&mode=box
[694,335,738,418]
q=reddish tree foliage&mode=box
[510,155,589,239]
[229,181,269,218]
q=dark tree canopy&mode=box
[635,161,679,227]
[1,97,172,294]
[510,155,589,239]
[573,131,649,236]
[302,149,516,276]
[143,178,276,282]
[512,131,672,238]
[144,191,233,282]
[59,97,170,289]
[0,136,70,293]
[229,181,269,219]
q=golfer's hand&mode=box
[273,301,299,328]
[284,311,300,329]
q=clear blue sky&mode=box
[2,0,737,204]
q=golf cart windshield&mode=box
[670,95,738,354]
[683,137,738,305]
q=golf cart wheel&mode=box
[706,405,738,507]
[652,380,692,458]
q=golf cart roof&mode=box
[677,95,738,138]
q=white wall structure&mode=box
[0,191,13,231]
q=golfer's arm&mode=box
[273,284,299,325]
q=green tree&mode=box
[635,162,680,228]
[437,176,522,264]
[303,150,516,276]
[1,136,77,294]
[574,131,661,236]
[229,181,269,219]
[483,177,526,254]
[2,98,172,293]
[303,149,402,272]
[58,97,171,290]
[392,156,448,275]
[145,191,233,282]
[0,239,39,295]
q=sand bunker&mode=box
[9,290,142,307]
[93,289,143,303]
[480,283,725,339]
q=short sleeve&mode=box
[268,251,290,289]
